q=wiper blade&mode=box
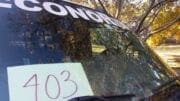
[152,78,177,94]
[69,94,135,101]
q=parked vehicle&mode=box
[0,0,179,101]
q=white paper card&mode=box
[7,63,93,101]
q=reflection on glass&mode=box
[0,6,173,100]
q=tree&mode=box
[71,0,179,46]
[146,5,180,46]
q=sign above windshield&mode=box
[0,0,128,29]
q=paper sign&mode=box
[7,63,93,101]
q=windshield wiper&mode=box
[152,77,177,94]
[69,94,135,101]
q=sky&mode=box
[130,0,148,4]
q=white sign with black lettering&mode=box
[7,63,93,101]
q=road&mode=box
[153,45,180,75]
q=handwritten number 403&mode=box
[23,70,78,101]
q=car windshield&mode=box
[0,1,173,100]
